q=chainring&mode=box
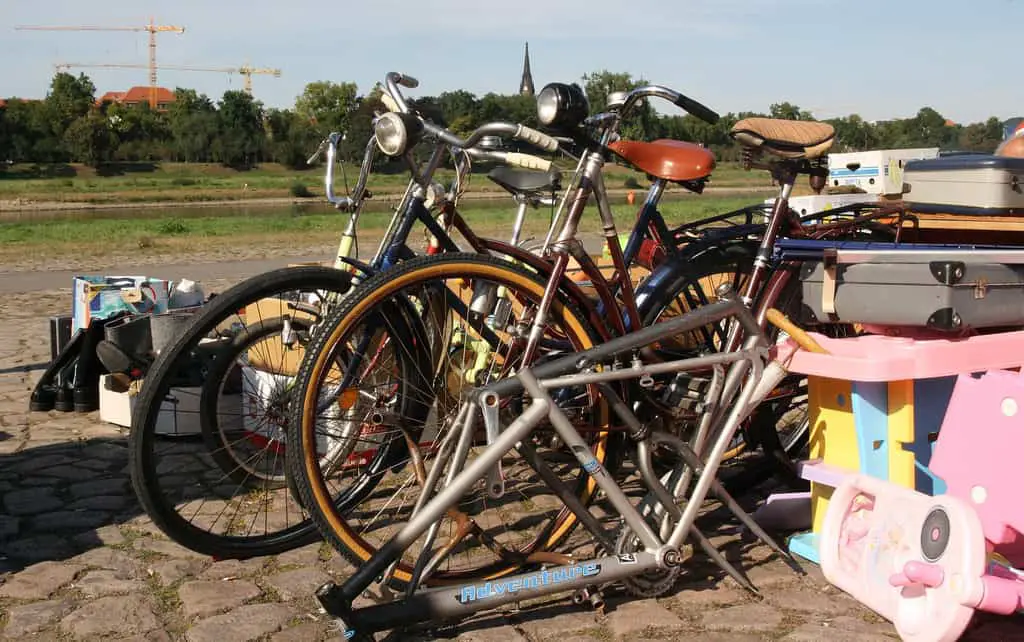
[614,526,688,598]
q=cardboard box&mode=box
[73,275,170,332]
[764,193,879,222]
[827,148,939,196]
[99,374,241,436]
[243,297,318,376]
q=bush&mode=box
[289,181,313,198]
[623,177,642,189]
[171,177,197,186]
[157,219,189,235]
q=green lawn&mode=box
[0,160,770,205]
[0,193,768,253]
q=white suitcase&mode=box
[904,155,1024,215]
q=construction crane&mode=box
[54,62,282,95]
[16,17,185,107]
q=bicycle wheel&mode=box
[639,240,854,461]
[128,266,355,559]
[287,253,609,589]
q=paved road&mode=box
[0,281,1020,640]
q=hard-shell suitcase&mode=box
[903,155,1024,215]
[792,246,1024,331]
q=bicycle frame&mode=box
[315,295,799,637]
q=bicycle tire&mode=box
[287,252,609,589]
[129,266,354,559]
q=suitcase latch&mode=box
[929,261,965,286]
[974,276,989,299]
[821,249,838,315]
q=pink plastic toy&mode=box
[820,474,992,641]
[928,369,1024,567]
[819,369,1024,641]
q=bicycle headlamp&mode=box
[373,111,423,157]
[536,82,589,130]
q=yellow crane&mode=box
[16,17,185,107]
[54,62,282,95]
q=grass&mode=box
[0,160,771,205]
[0,193,768,254]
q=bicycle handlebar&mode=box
[385,72,418,114]
[423,120,560,155]
[308,132,377,212]
[617,84,720,125]
[466,148,553,172]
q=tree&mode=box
[769,102,813,121]
[214,90,265,168]
[340,89,387,166]
[958,116,1004,152]
[437,90,479,136]
[910,107,952,147]
[827,114,877,151]
[581,70,656,141]
[108,102,171,161]
[46,72,96,138]
[295,81,359,135]
[167,88,219,162]
[265,108,320,169]
[63,109,117,166]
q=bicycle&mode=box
[126,74,584,559]
[308,294,821,640]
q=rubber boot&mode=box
[70,317,121,413]
[30,328,85,412]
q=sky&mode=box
[1,0,1020,124]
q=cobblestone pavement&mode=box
[1,285,1021,641]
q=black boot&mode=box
[68,314,129,413]
[96,314,154,379]
[30,328,85,412]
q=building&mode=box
[99,86,176,111]
[519,42,535,96]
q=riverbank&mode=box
[0,160,773,213]
[0,185,774,217]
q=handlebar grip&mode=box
[380,93,400,113]
[674,94,720,125]
[396,74,419,89]
[504,153,553,172]
[514,125,559,153]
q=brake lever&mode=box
[306,138,328,166]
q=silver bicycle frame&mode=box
[317,296,800,636]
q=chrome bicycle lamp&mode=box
[373,111,424,157]
[536,82,589,130]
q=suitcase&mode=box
[903,155,1024,215]
[792,246,1024,331]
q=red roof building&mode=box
[99,86,175,111]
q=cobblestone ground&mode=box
[1,286,1021,641]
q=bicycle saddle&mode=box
[487,166,561,197]
[608,139,715,183]
[731,117,835,160]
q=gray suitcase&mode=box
[903,155,1024,215]
[797,248,1024,331]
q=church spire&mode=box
[519,42,535,96]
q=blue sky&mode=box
[1,0,1019,124]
